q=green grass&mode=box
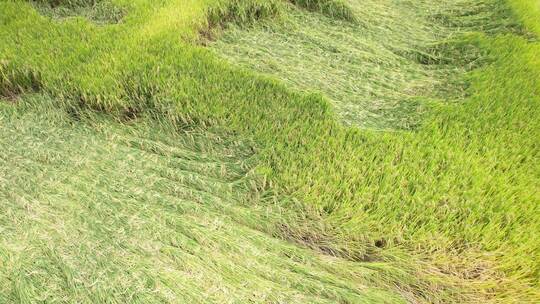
[1,0,539,302]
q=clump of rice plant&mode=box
[32,0,100,8]
[29,0,124,23]
[289,0,356,22]
[207,0,282,26]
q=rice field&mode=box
[1,0,539,303]
[211,0,517,129]
[1,95,412,303]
